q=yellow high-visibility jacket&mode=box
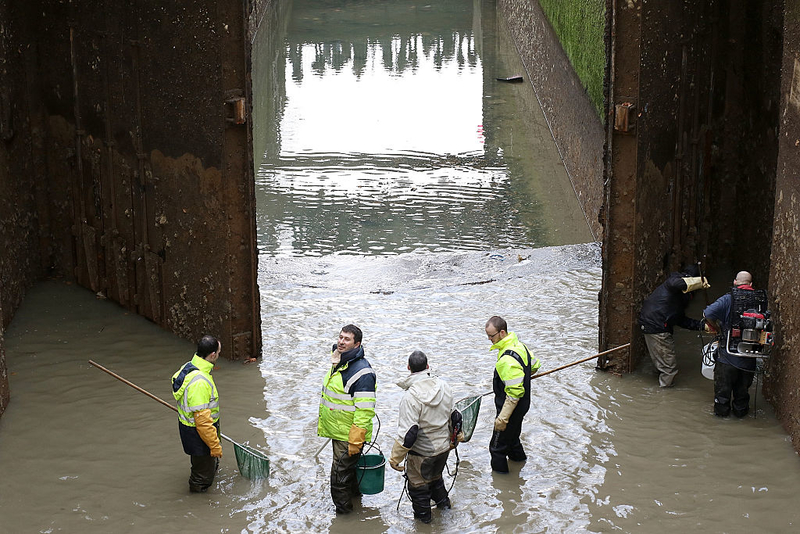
[318,345,376,441]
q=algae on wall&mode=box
[538,0,605,117]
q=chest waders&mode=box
[490,346,532,473]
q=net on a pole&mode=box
[233,441,270,479]
[454,395,483,443]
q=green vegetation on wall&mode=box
[538,0,605,118]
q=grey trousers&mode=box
[644,332,678,387]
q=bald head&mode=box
[734,271,752,286]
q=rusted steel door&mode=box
[24,0,262,360]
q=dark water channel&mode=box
[2,1,800,533]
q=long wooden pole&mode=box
[88,359,242,449]
[531,342,630,379]
[477,342,631,397]
[89,360,177,412]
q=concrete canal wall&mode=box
[497,0,605,242]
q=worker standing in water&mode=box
[485,316,540,473]
[703,271,768,417]
[171,335,222,493]
[389,350,462,523]
[318,324,377,514]
[638,264,710,387]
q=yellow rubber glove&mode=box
[683,276,711,293]
[389,440,410,472]
[348,425,367,456]
[194,409,222,458]
[494,396,519,432]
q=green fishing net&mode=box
[454,395,483,443]
[233,441,270,479]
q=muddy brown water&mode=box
[2,0,800,532]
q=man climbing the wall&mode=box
[638,264,710,387]
[389,350,462,523]
[318,324,377,514]
[172,335,222,493]
[485,316,541,473]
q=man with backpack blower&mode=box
[703,271,773,417]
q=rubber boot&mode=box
[714,398,731,417]
[407,484,432,523]
[189,455,218,492]
[349,469,362,499]
[490,431,510,473]
[713,363,733,417]
[331,440,359,513]
[430,477,451,509]
[507,442,527,463]
[490,451,509,473]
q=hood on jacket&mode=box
[490,331,519,355]
[397,371,445,407]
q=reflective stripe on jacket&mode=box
[490,332,540,401]
[318,345,376,441]
[172,354,220,427]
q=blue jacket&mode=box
[704,291,757,371]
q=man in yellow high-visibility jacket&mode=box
[485,316,541,473]
[172,335,222,493]
[318,324,376,514]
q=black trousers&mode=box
[330,439,361,512]
[189,455,218,492]
[490,410,527,473]
[714,361,755,417]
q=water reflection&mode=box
[6,1,799,533]
[288,31,478,82]
[250,1,599,529]
[255,0,592,256]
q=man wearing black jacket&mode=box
[638,265,709,387]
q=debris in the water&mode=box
[497,75,523,83]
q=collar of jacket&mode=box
[490,331,519,357]
[397,370,431,390]
[191,354,214,374]
[335,344,365,370]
